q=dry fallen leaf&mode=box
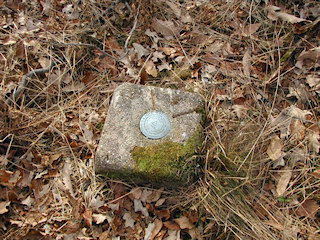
[296,200,320,219]
[151,218,163,240]
[17,170,33,188]
[99,230,110,240]
[204,221,216,233]
[2,36,17,45]
[264,219,284,231]
[25,211,47,227]
[145,60,158,77]
[306,74,320,95]
[152,51,165,62]
[270,110,292,139]
[150,188,163,203]
[110,182,127,198]
[306,126,320,153]
[21,195,34,208]
[92,213,107,224]
[144,222,155,240]
[287,106,312,119]
[79,122,93,144]
[83,209,92,227]
[38,57,51,69]
[311,169,320,178]
[95,56,118,75]
[133,43,149,59]
[152,18,179,39]
[295,47,320,70]
[155,209,170,220]
[134,199,149,217]
[188,228,201,240]
[62,4,80,20]
[62,159,74,197]
[88,196,105,209]
[0,155,7,166]
[267,135,283,161]
[62,82,85,92]
[155,198,166,207]
[140,189,153,203]
[129,187,142,200]
[242,48,251,78]
[108,202,119,212]
[123,212,135,229]
[286,83,310,102]
[163,221,180,230]
[306,74,320,88]
[8,170,21,186]
[276,167,292,196]
[157,62,172,72]
[166,1,181,18]
[290,119,305,141]
[145,29,161,44]
[40,0,51,15]
[0,201,10,214]
[267,5,308,23]
[242,23,261,37]
[164,230,180,240]
[232,104,249,119]
[173,216,194,230]
[10,219,24,227]
[181,13,192,23]
[0,170,13,186]
[288,148,307,167]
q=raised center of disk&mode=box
[139,111,170,139]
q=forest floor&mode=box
[0,0,320,239]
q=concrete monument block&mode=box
[95,83,204,186]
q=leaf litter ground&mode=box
[0,0,319,239]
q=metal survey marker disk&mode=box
[140,111,171,139]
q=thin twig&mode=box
[135,53,152,83]
[173,30,193,67]
[6,59,55,106]
[118,12,139,60]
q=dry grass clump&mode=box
[0,0,319,239]
[190,1,320,239]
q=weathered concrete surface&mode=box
[95,83,204,185]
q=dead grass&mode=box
[0,0,319,239]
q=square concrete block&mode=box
[95,83,204,186]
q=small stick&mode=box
[117,12,139,60]
[6,59,55,106]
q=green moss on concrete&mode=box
[131,125,204,185]
[101,125,203,187]
[103,168,159,185]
